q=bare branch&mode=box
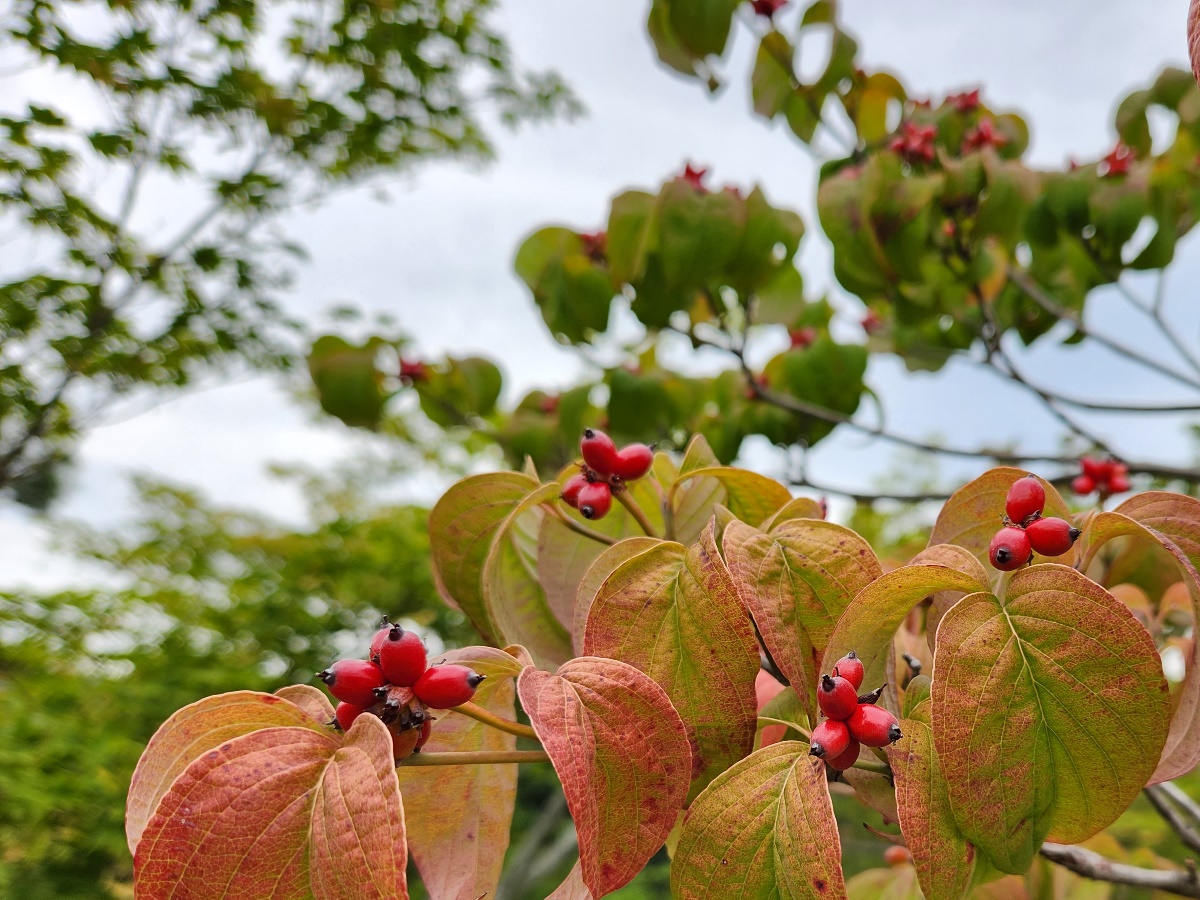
[1147,784,1200,855]
[1041,842,1200,897]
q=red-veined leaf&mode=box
[518,657,692,898]
[671,742,846,900]
[274,684,336,724]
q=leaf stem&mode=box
[398,750,550,767]
[616,489,661,538]
[452,701,540,741]
[543,503,616,545]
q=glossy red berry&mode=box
[1109,474,1131,494]
[392,727,421,761]
[1025,517,1081,557]
[989,526,1031,571]
[832,650,864,690]
[1005,475,1046,526]
[1072,474,1096,496]
[376,625,428,686]
[368,621,392,661]
[612,443,654,482]
[808,719,851,760]
[847,703,902,747]
[413,664,486,709]
[825,736,860,771]
[577,481,613,520]
[581,428,619,478]
[561,473,589,508]
[413,718,433,751]
[1081,457,1110,480]
[318,659,388,708]
[334,701,366,731]
[817,673,859,721]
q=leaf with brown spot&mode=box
[724,518,881,720]
[889,719,975,900]
[1079,492,1200,782]
[398,647,522,900]
[932,565,1170,874]
[824,564,985,700]
[572,536,662,653]
[126,690,332,854]
[671,742,846,900]
[929,468,1073,572]
[583,520,760,792]
[134,714,407,900]
[274,684,336,724]
[518,657,692,899]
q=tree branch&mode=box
[1040,842,1200,897]
[1146,784,1200,855]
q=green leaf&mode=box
[647,0,702,78]
[889,719,976,900]
[669,434,727,544]
[932,565,1170,873]
[415,355,503,426]
[763,337,868,445]
[666,0,741,59]
[657,178,746,291]
[572,536,663,654]
[519,657,692,899]
[728,185,807,294]
[753,264,807,326]
[429,472,542,644]
[607,190,658,284]
[307,334,388,429]
[724,518,881,720]
[399,648,522,900]
[671,742,846,900]
[583,520,760,793]
[1078,491,1200,782]
[514,227,615,343]
[671,466,793,528]
[752,33,795,119]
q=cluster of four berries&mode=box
[989,475,1081,571]
[808,651,903,770]
[561,428,654,520]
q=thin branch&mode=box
[1008,267,1200,391]
[397,749,550,766]
[615,489,661,538]
[788,474,952,503]
[1040,842,1200,897]
[451,701,539,741]
[543,503,617,546]
[1162,783,1200,826]
[1113,278,1200,378]
[1146,784,1200,855]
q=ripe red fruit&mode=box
[825,736,860,771]
[1109,474,1131,494]
[832,650,864,690]
[1072,474,1096,496]
[413,664,486,709]
[847,703,902,747]
[1005,475,1046,526]
[884,846,913,866]
[989,526,1031,571]
[817,673,859,721]
[334,701,366,731]
[1025,517,1081,557]
[577,481,613,520]
[581,428,619,478]
[318,659,388,708]
[413,718,433,751]
[376,625,428,686]
[612,443,654,482]
[561,473,589,508]
[808,719,851,760]
[1081,457,1109,480]
[368,621,392,661]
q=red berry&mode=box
[368,621,392,661]
[1108,474,1131,494]
[884,846,913,866]
[1081,457,1109,480]
[581,428,619,478]
[318,659,388,708]
[413,718,433,751]
[334,701,366,731]
[413,664,486,709]
[825,736,860,771]
[376,625,428,686]
[561,473,589,508]
[1072,474,1096,496]
[1025,517,1081,557]
[847,703,903,747]
[392,727,421,762]
[808,719,851,760]
[989,526,1031,571]
[612,443,654,482]
[1005,475,1046,526]
[832,650,864,690]
[577,481,613,520]
[817,673,859,721]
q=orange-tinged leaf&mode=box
[672,466,793,532]
[572,536,662,653]
[429,471,542,641]
[932,565,1170,874]
[929,468,1073,573]
[1079,492,1200,782]
[1190,0,1200,87]
[518,657,692,899]
[126,690,331,854]
[724,518,881,720]
[398,647,522,900]
[275,684,336,724]
[583,520,760,792]
[671,742,846,900]
[824,564,985,700]
[889,719,975,900]
[134,715,406,900]
[547,861,594,899]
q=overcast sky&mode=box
[2,0,1198,590]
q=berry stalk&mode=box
[397,749,551,767]
[615,489,660,538]
[453,700,540,740]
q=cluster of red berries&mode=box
[1073,456,1130,498]
[317,620,484,761]
[560,428,654,521]
[988,475,1081,571]
[889,121,937,164]
[808,650,902,770]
